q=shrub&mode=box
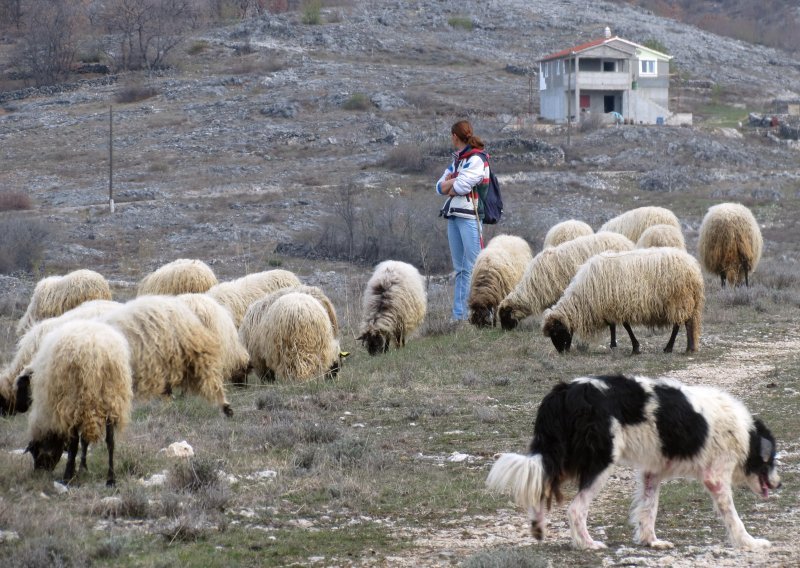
[187,40,209,55]
[169,457,223,492]
[578,111,605,133]
[448,17,473,30]
[115,83,158,104]
[342,92,372,111]
[0,218,48,274]
[302,0,322,24]
[0,191,33,211]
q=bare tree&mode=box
[100,0,199,71]
[0,0,24,29]
[15,0,82,86]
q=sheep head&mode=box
[469,306,494,328]
[358,331,389,356]
[542,315,572,353]
[27,431,67,471]
[498,305,519,330]
[325,351,350,380]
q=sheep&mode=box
[1,300,121,416]
[97,296,232,416]
[598,206,680,243]
[137,258,218,296]
[357,260,427,355]
[542,247,704,355]
[16,269,112,336]
[239,285,340,384]
[207,269,302,327]
[543,220,594,248]
[255,292,341,382]
[177,293,250,386]
[468,234,533,327]
[636,223,686,250]
[24,320,133,486]
[697,202,763,287]
[498,232,635,331]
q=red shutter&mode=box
[580,94,590,109]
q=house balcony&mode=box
[569,71,631,90]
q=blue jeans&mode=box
[447,216,481,320]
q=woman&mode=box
[436,120,489,322]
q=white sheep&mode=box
[24,320,133,486]
[137,258,218,296]
[358,260,427,355]
[542,247,705,355]
[16,269,112,335]
[97,295,232,416]
[543,220,594,248]
[468,235,533,327]
[207,269,302,327]
[177,293,250,386]
[636,223,686,250]
[498,232,634,331]
[697,202,763,287]
[256,292,341,382]
[598,206,680,243]
[1,300,121,416]
[239,285,340,383]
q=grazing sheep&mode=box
[698,203,763,287]
[636,224,686,250]
[543,220,594,249]
[24,320,133,486]
[177,293,250,386]
[1,300,121,416]
[358,260,427,355]
[97,296,232,416]
[16,269,112,335]
[599,206,680,243]
[137,258,218,296]
[498,232,634,331]
[468,235,533,327]
[542,248,704,355]
[240,285,341,384]
[207,269,302,327]
[256,292,341,382]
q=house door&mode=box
[580,94,590,109]
[604,95,616,113]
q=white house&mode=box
[538,27,672,125]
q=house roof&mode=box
[539,36,672,62]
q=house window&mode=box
[603,60,616,72]
[640,59,656,76]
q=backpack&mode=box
[473,153,503,225]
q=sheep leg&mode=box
[609,323,617,349]
[720,274,726,288]
[105,419,116,487]
[622,323,640,355]
[685,319,697,352]
[63,431,80,484]
[663,324,680,353]
[79,436,89,471]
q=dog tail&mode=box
[486,453,547,509]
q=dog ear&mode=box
[760,436,774,463]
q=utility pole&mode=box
[109,106,114,213]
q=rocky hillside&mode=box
[1,0,799,293]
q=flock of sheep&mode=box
[0,201,762,487]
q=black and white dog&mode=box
[486,374,781,550]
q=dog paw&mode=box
[646,539,674,550]
[577,540,607,550]
[741,538,771,550]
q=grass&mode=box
[697,101,750,128]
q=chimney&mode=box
[604,26,611,39]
